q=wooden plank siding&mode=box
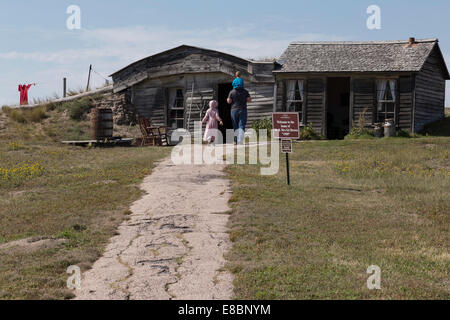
[274,74,419,136]
[306,78,325,134]
[275,80,285,112]
[414,46,446,132]
[398,76,414,130]
[246,84,274,125]
[184,79,215,133]
[133,84,166,127]
[128,71,275,135]
[110,46,278,138]
[352,78,375,127]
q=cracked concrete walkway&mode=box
[75,152,233,300]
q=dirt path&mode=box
[75,154,233,300]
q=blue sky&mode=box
[1,0,449,105]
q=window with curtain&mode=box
[168,88,185,129]
[376,80,396,122]
[286,80,304,123]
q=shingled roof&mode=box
[277,38,449,77]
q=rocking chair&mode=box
[137,116,169,146]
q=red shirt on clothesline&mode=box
[18,84,35,105]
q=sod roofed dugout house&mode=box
[110,45,278,142]
[273,38,449,138]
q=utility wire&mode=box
[91,68,111,83]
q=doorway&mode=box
[217,83,234,143]
[326,77,350,139]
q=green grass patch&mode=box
[226,138,450,299]
[0,112,170,299]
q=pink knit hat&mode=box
[209,100,218,109]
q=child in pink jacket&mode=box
[202,100,223,144]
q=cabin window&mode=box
[376,80,396,122]
[286,80,304,123]
[168,88,185,129]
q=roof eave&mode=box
[109,44,252,77]
[422,41,450,80]
[273,70,418,74]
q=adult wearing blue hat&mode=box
[227,72,251,145]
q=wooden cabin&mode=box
[110,45,278,141]
[274,38,449,138]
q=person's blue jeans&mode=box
[231,108,247,144]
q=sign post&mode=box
[281,139,292,185]
[272,113,299,186]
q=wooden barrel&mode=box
[91,108,113,140]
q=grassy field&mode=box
[0,109,169,299]
[226,137,449,299]
[0,104,449,300]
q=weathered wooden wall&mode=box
[352,78,375,127]
[274,76,329,135]
[184,73,226,133]
[274,74,419,136]
[398,76,414,130]
[246,83,274,124]
[414,46,446,132]
[306,78,325,134]
[110,46,277,137]
[275,80,285,112]
[129,72,274,134]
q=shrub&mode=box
[345,127,375,140]
[60,96,96,120]
[299,123,322,140]
[29,106,48,122]
[8,109,27,123]
[345,107,374,139]
[397,129,412,138]
[252,118,273,137]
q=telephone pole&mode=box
[86,64,92,92]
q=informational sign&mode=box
[281,139,292,153]
[272,112,298,186]
[272,112,300,139]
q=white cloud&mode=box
[0,25,347,105]
[0,25,346,64]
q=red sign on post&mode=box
[272,112,300,139]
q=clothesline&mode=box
[91,68,111,82]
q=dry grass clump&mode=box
[2,105,49,124]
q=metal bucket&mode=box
[383,119,396,137]
[91,108,113,140]
[374,123,384,138]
